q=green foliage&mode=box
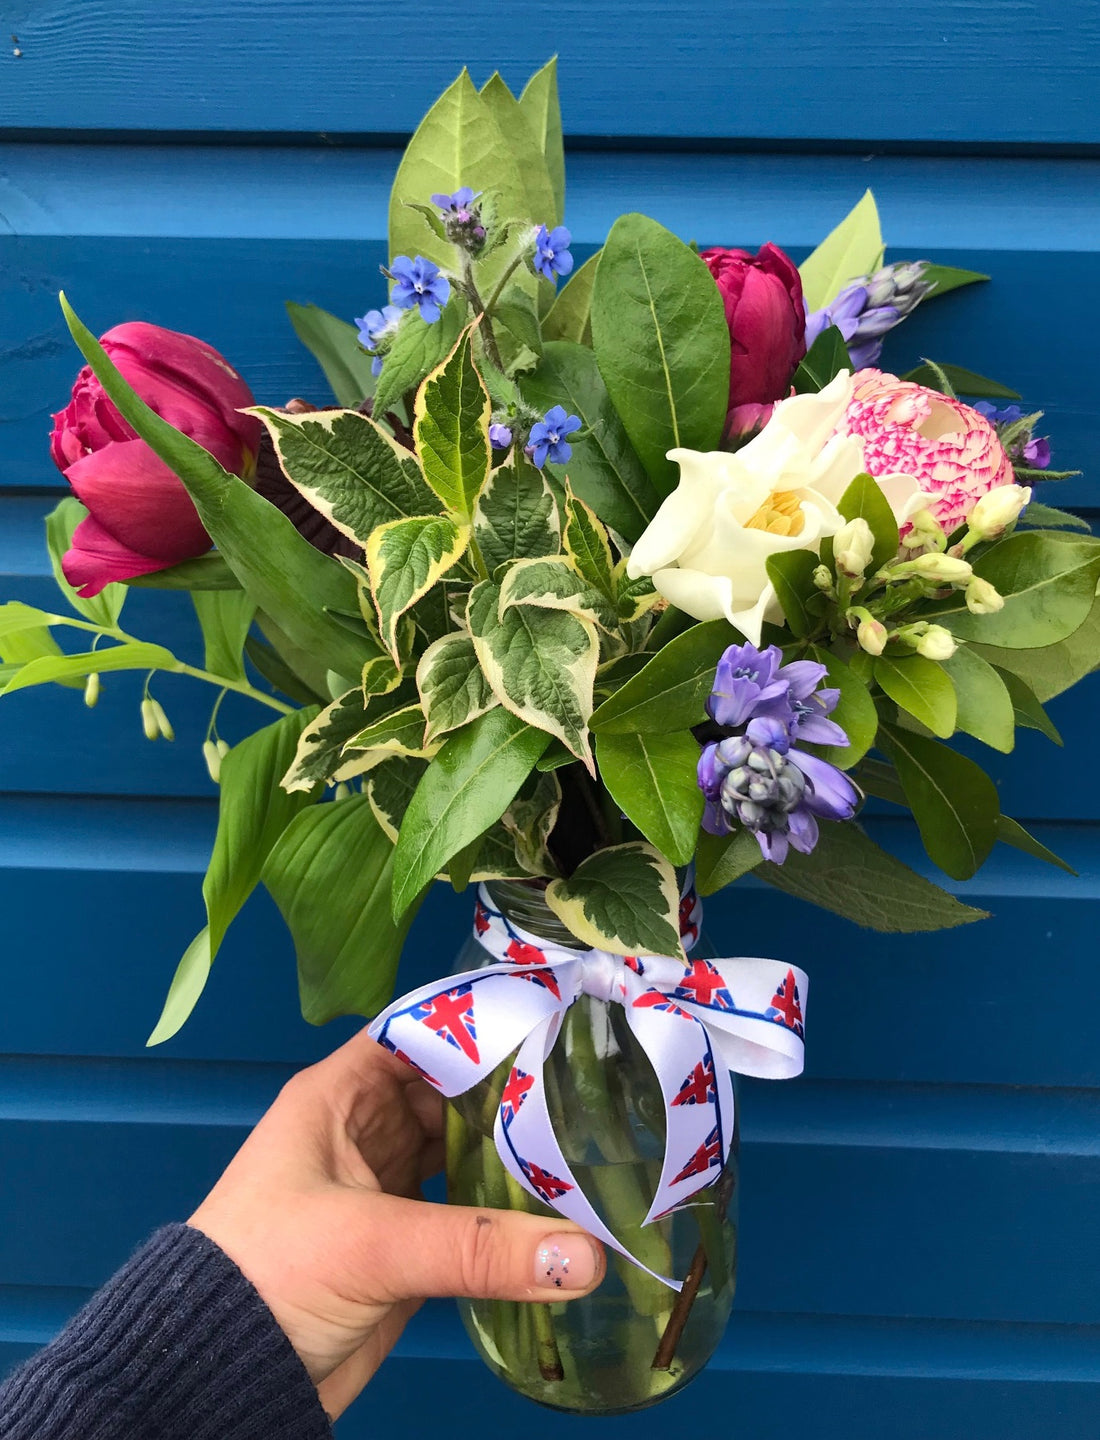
[264,794,422,1023]
[835,471,900,574]
[522,340,661,542]
[791,326,852,393]
[127,552,242,591]
[562,486,615,598]
[918,264,989,299]
[542,253,598,345]
[416,631,497,743]
[285,301,377,407]
[971,592,1100,702]
[805,645,878,768]
[765,551,821,637]
[473,455,560,576]
[366,516,470,658]
[940,646,1015,753]
[391,707,550,917]
[873,652,957,738]
[759,820,989,931]
[192,590,256,684]
[60,296,373,680]
[694,827,764,896]
[413,330,491,521]
[935,533,1100,648]
[518,58,565,225]
[545,842,684,958]
[878,723,999,881]
[591,213,729,498]
[994,666,1063,744]
[590,618,737,733]
[1018,502,1089,532]
[595,729,705,866]
[996,815,1076,876]
[372,304,464,421]
[900,362,1019,400]
[797,190,883,311]
[2,641,177,695]
[45,498,126,627]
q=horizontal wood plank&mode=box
[2,1,1099,143]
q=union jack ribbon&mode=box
[368,881,806,1291]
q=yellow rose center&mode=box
[744,488,805,537]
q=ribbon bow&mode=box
[368,885,807,1290]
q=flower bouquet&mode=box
[4,59,1096,1415]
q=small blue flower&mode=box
[354,304,402,376]
[533,225,574,283]
[526,405,581,468]
[488,423,514,450]
[432,187,478,213]
[389,256,451,323]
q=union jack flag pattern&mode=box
[367,881,807,1293]
[765,967,804,1038]
[672,1125,723,1184]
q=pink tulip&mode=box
[51,322,261,595]
[840,369,1015,535]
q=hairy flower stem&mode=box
[460,258,505,373]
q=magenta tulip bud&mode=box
[50,322,261,597]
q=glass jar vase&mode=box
[446,880,738,1414]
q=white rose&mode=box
[626,373,931,645]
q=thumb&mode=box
[363,1192,605,1303]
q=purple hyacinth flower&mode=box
[745,713,790,754]
[777,658,849,747]
[389,255,451,323]
[804,283,866,350]
[488,423,513,450]
[354,304,402,376]
[533,225,574,283]
[526,405,581,468]
[706,642,791,729]
[788,749,860,821]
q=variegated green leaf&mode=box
[282,688,370,793]
[416,630,497,743]
[612,560,660,622]
[343,702,439,762]
[473,455,560,575]
[361,652,403,701]
[499,556,618,632]
[502,771,562,877]
[468,826,532,881]
[251,406,437,547]
[563,484,615,598]
[545,842,684,959]
[413,330,492,521]
[366,515,471,658]
[467,578,599,765]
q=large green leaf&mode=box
[590,618,738,733]
[252,406,436,547]
[498,556,615,630]
[264,794,422,1023]
[192,590,256,684]
[366,515,470,657]
[146,928,213,1047]
[694,827,764,896]
[873,652,957,738]
[1,641,177,695]
[878,724,999,881]
[372,303,464,421]
[468,578,599,762]
[473,455,561,576]
[413,330,491,521]
[791,326,853,394]
[546,842,683,958]
[590,214,729,498]
[60,296,372,679]
[479,72,558,295]
[971,591,1100,701]
[996,815,1076,876]
[416,630,497,743]
[127,551,242,592]
[941,647,1015,753]
[391,707,550,917]
[595,729,705,867]
[918,264,990,299]
[521,340,661,542]
[805,644,878,768]
[542,253,598,346]
[518,58,565,224]
[285,301,377,408]
[798,190,884,311]
[934,533,1100,648]
[45,498,126,628]
[759,821,988,931]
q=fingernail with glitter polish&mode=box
[534,1232,600,1290]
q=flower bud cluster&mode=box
[432,189,487,255]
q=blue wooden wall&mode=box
[2,4,1099,1435]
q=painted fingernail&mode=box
[535,1232,600,1290]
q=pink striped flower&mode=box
[839,369,1015,536]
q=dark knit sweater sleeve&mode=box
[0,1223,333,1440]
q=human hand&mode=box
[188,1030,605,1419]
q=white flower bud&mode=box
[856,615,888,655]
[900,507,947,553]
[966,484,1032,541]
[150,699,174,742]
[966,576,1005,614]
[901,552,974,585]
[83,672,100,709]
[216,738,231,759]
[914,625,957,661]
[833,517,876,579]
[141,698,159,741]
[203,739,222,784]
[812,564,834,592]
